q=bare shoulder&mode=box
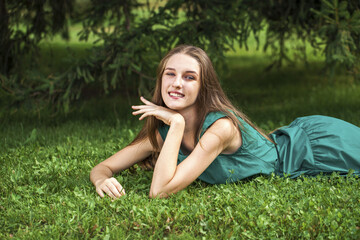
[206,117,239,137]
[205,117,242,154]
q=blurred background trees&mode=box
[1,0,359,112]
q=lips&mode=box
[168,91,184,98]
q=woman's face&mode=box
[161,53,201,113]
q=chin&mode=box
[165,104,183,111]
[163,99,181,109]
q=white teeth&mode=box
[169,92,183,97]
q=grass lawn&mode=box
[1,29,360,239]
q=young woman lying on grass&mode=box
[90,45,360,198]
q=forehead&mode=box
[165,53,200,72]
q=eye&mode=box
[185,75,195,80]
[165,72,175,76]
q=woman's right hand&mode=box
[95,177,126,199]
[132,96,184,126]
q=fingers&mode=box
[138,111,153,121]
[132,105,155,115]
[132,103,155,110]
[96,177,126,199]
[103,185,117,198]
[131,96,178,124]
[106,179,121,198]
[132,108,153,121]
[132,97,155,110]
[140,96,155,105]
[132,103,158,120]
[96,188,105,198]
[112,178,126,196]
[132,98,157,119]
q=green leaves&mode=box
[3,0,360,113]
[311,0,360,78]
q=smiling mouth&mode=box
[169,92,184,98]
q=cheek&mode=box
[192,83,201,97]
[161,79,168,96]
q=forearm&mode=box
[90,140,153,187]
[150,119,184,196]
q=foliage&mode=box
[0,0,75,112]
[0,0,73,75]
[311,0,360,78]
[1,0,360,112]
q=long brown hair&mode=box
[132,45,271,168]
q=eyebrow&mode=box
[165,67,198,75]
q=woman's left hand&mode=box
[132,97,184,126]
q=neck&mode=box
[178,106,200,135]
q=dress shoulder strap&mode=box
[200,112,228,137]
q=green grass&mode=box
[2,27,360,239]
[1,122,360,239]
[222,56,360,129]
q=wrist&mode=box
[170,113,185,126]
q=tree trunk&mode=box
[0,0,12,75]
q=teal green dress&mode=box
[158,112,360,184]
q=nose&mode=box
[172,75,182,88]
